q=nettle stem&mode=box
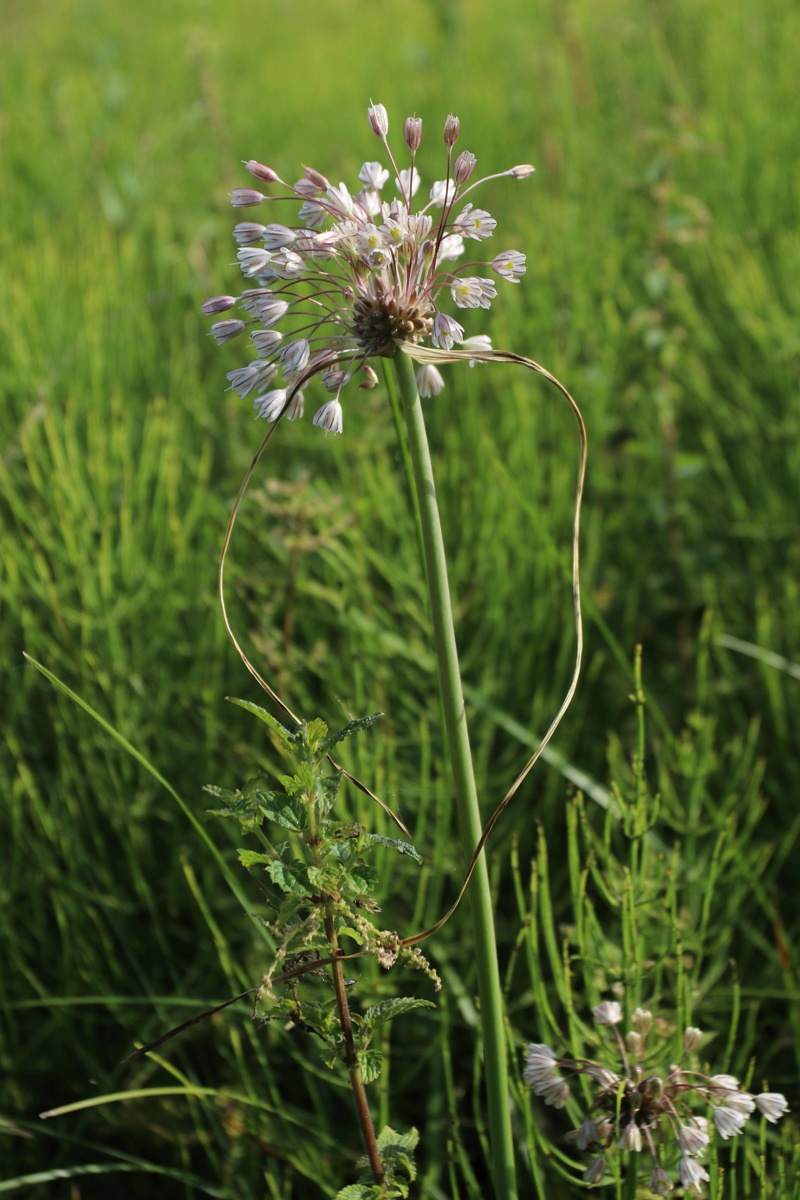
[391,350,518,1200]
[308,794,383,1183]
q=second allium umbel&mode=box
[203,104,533,433]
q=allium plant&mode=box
[205,104,587,1200]
[524,1005,789,1194]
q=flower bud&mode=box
[404,117,422,151]
[304,166,330,189]
[510,163,536,178]
[631,1007,653,1036]
[244,160,278,183]
[444,113,460,147]
[682,1027,703,1053]
[453,150,477,184]
[201,295,236,315]
[367,103,389,137]
[625,1030,644,1057]
[231,188,265,208]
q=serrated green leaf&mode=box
[267,860,314,897]
[318,770,343,817]
[237,848,275,869]
[364,833,422,863]
[334,1185,376,1200]
[225,698,297,743]
[376,1125,419,1154]
[361,998,436,1031]
[279,762,317,798]
[357,1049,384,1084]
[301,717,329,754]
[255,790,307,832]
[346,862,378,892]
[322,712,383,751]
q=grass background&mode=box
[1,0,798,1195]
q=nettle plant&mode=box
[206,704,436,1199]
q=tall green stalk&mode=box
[390,350,517,1200]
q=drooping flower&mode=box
[755,1093,790,1123]
[203,105,533,434]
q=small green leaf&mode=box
[334,1186,376,1200]
[238,848,275,869]
[364,833,422,863]
[376,1125,419,1155]
[225,698,298,744]
[267,860,314,897]
[344,862,378,894]
[318,771,343,817]
[361,997,435,1031]
[255,790,307,832]
[357,1049,384,1084]
[301,717,329,754]
[322,712,383,751]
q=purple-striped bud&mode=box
[201,295,236,316]
[244,160,278,183]
[404,117,422,151]
[367,103,389,137]
[444,113,460,147]
[210,319,245,345]
[453,150,477,184]
[304,166,330,190]
[231,188,265,208]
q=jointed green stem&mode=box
[391,351,518,1200]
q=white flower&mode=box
[755,1092,789,1123]
[678,1119,709,1156]
[226,361,277,397]
[210,319,245,345]
[431,313,464,350]
[679,1158,710,1194]
[582,1157,605,1185]
[237,247,272,276]
[592,1001,623,1026]
[312,399,343,434]
[534,1074,570,1107]
[416,365,444,397]
[708,1074,739,1093]
[358,161,390,190]
[436,233,465,262]
[280,339,311,376]
[492,250,526,282]
[722,1091,756,1116]
[618,1122,642,1152]
[254,389,287,421]
[649,1167,674,1195]
[450,276,497,309]
[712,1105,748,1139]
[454,202,496,240]
[261,223,296,250]
[251,328,283,358]
[429,178,457,207]
[395,166,421,199]
[523,1043,558,1086]
[568,1119,600,1152]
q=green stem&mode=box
[391,350,518,1200]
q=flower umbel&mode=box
[524,1005,789,1192]
[203,105,533,433]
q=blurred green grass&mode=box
[1,0,799,1194]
